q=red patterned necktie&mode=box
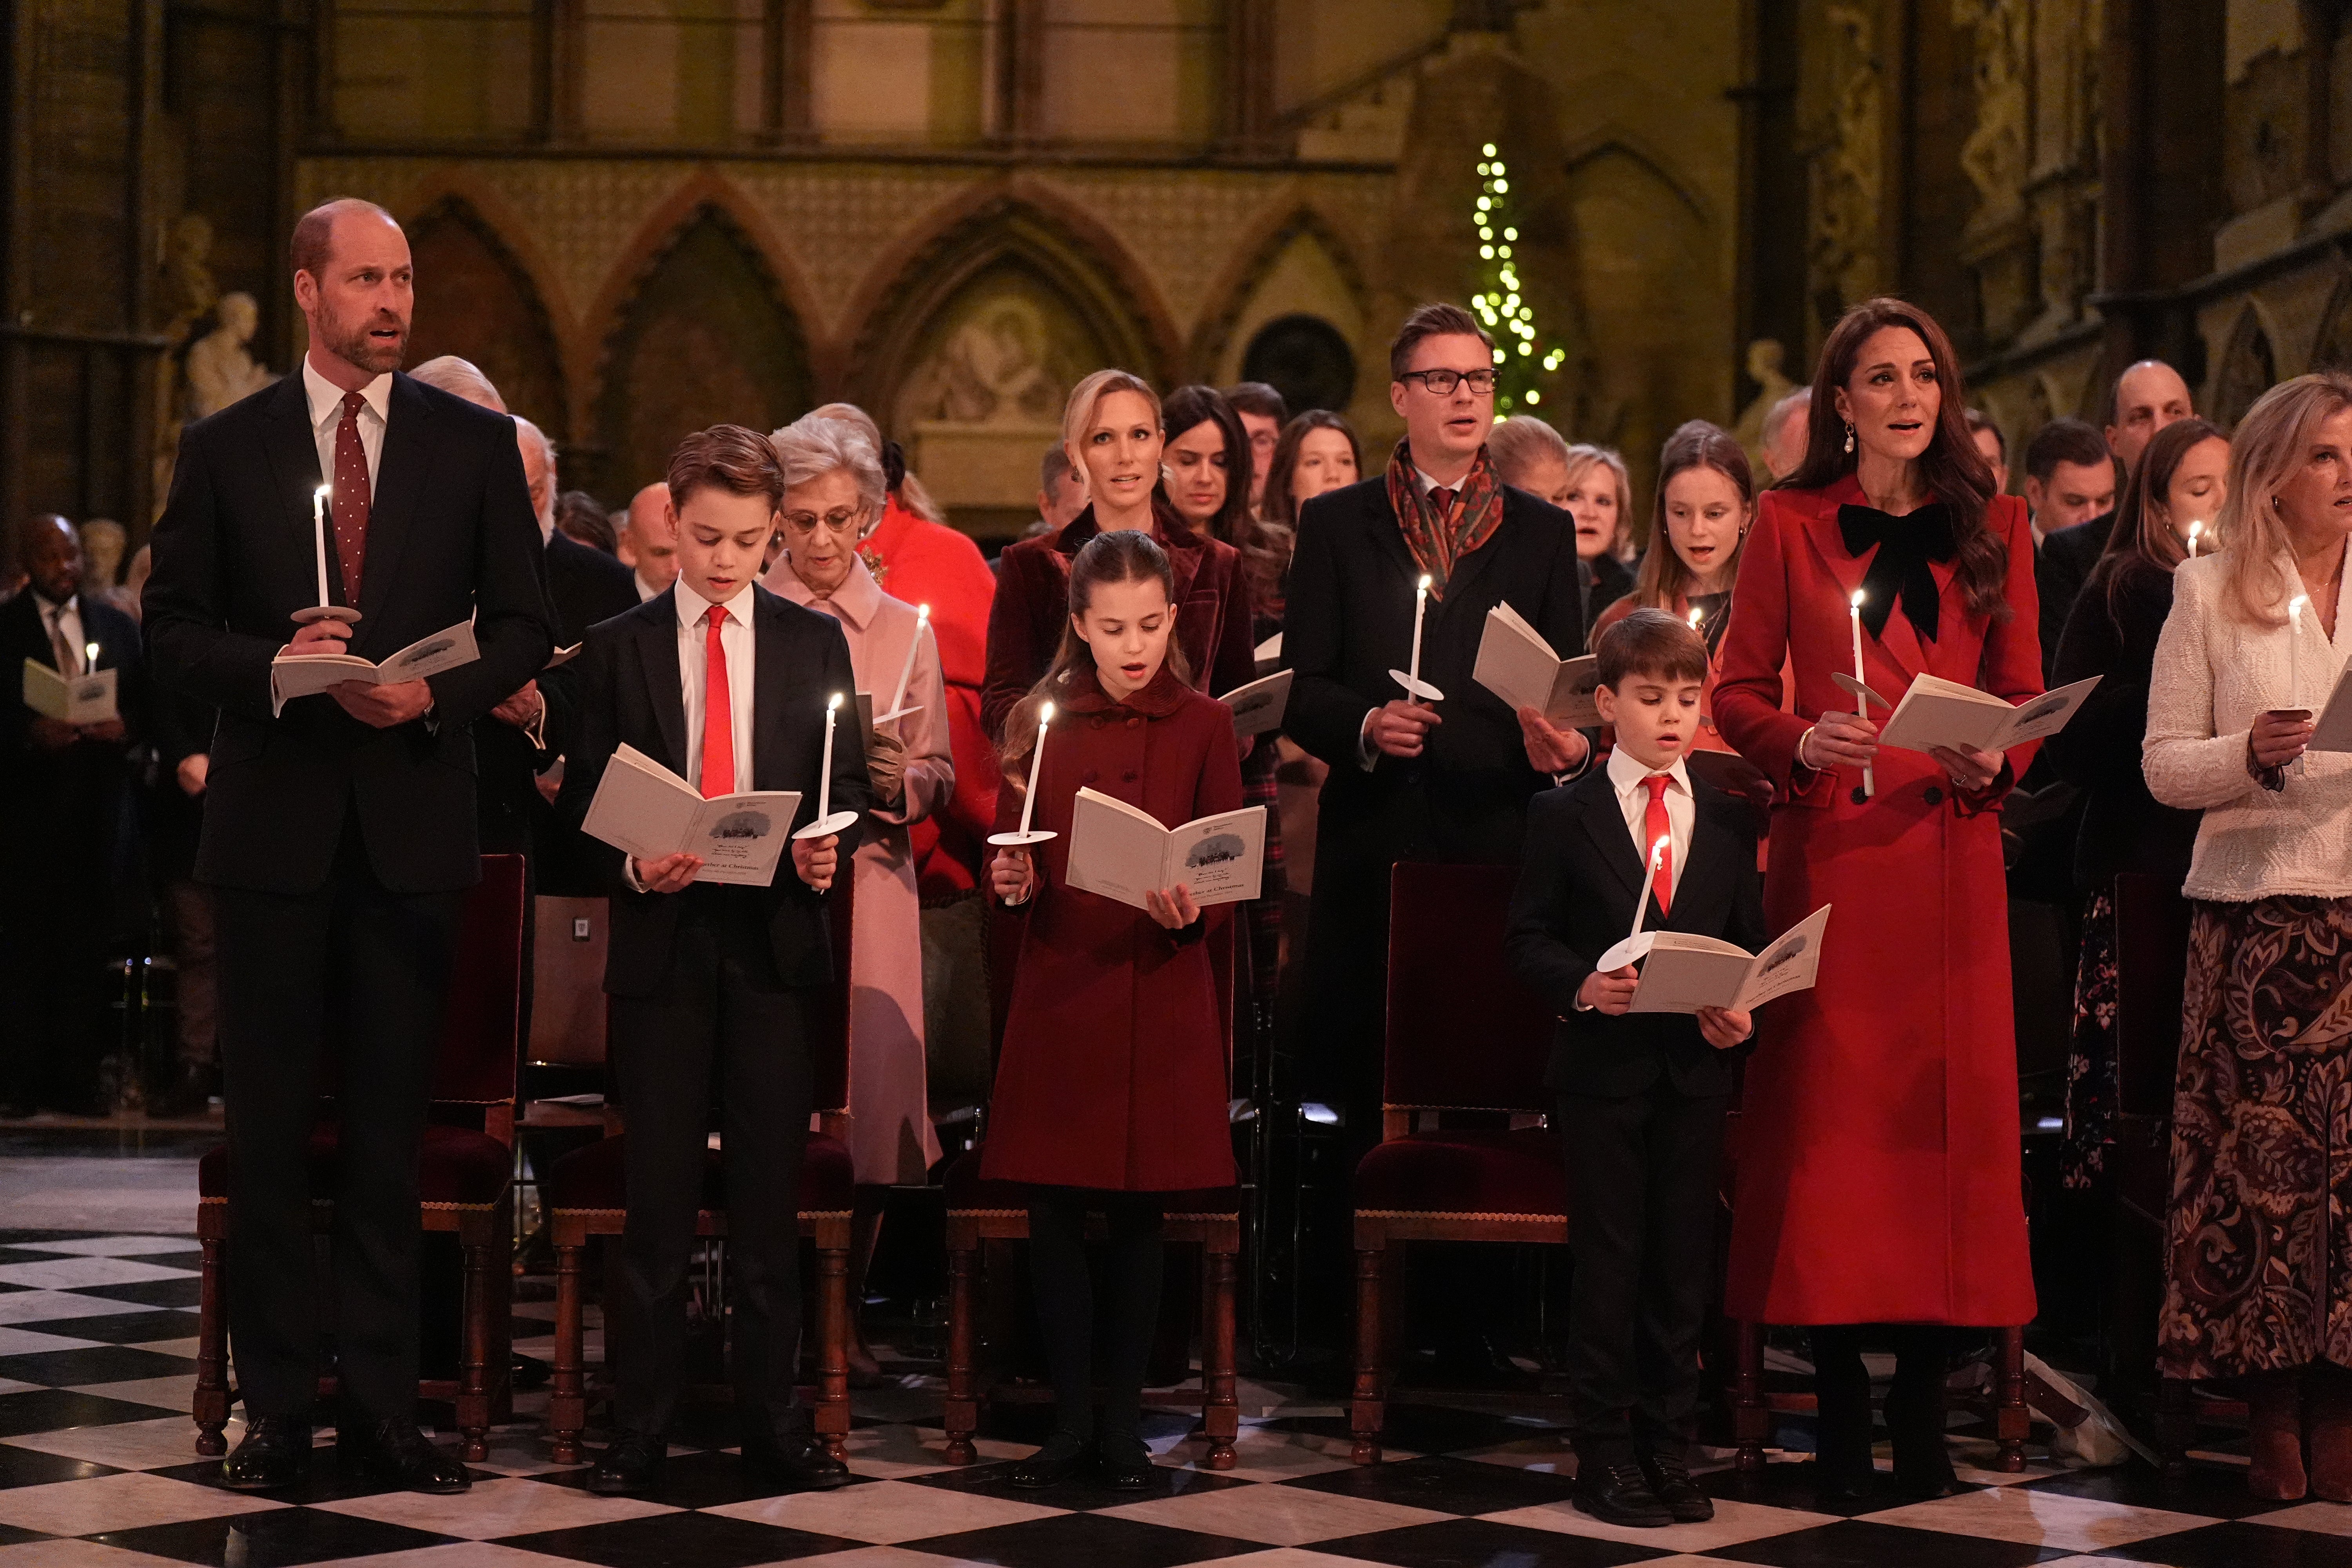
[331,390,372,603]
[1428,485,1457,519]
[701,605,734,798]
[1642,773,1674,920]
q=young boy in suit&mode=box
[1505,607,1766,1528]
[557,425,870,1496]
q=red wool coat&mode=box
[981,666,1241,1193]
[1712,474,2041,1327]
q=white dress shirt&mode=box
[675,581,759,794]
[1606,745,1694,904]
[32,592,87,673]
[301,357,391,495]
[636,571,664,603]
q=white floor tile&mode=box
[310,1475,676,1539]
[2250,1500,2352,1535]
[1481,1495,1835,1553]
[9,1240,203,1259]
[1101,1483,1450,1545]
[292,1546,584,1568]
[0,1327,98,1357]
[1157,1430,1371,1482]
[0,1543,190,1567]
[0,1470,283,1535]
[0,1293,162,1326]
[119,1338,200,1360]
[708,1478,1062,1543]
[1863,1487,2213,1552]
[66,1377,194,1414]
[0,1413,239,1470]
[0,1259,194,1291]
[839,1426,1026,1478]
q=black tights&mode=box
[1028,1191,1165,1441]
[1809,1324,1951,1479]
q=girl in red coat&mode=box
[984,528,1243,1491]
[1713,298,2041,1503]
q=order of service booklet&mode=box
[1472,603,1602,728]
[270,621,481,713]
[1875,672,2100,754]
[1064,788,1268,911]
[2306,661,2352,751]
[580,742,801,886]
[1221,669,1292,737]
[21,659,118,725]
[1597,903,1833,1015]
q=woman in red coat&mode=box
[984,528,1242,1492]
[1713,298,2040,1503]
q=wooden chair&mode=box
[541,873,857,1464]
[193,854,528,1462]
[1349,861,1563,1465]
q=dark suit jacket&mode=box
[1286,477,1585,866]
[1504,767,1766,1098]
[0,592,147,892]
[143,370,552,895]
[2034,510,2114,684]
[555,584,872,998]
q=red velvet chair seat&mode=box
[543,1131,855,1215]
[198,1122,512,1207]
[1351,1127,1563,1217]
[941,1145,1237,1216]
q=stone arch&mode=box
[589,201,816,500]
[401,195,572,442]
[2213,302,2279,430]
[2309,262,2352,374]
[1187,204,1371,385]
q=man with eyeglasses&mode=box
[1283,301,1591,1338]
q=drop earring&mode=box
[1842,421,1856,455]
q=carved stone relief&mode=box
[1809,2,1885,320]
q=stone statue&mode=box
[152,213,223,517]
[185,292,276,417]
[1732,339,1799,474]
[77,520,136,617]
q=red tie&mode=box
[1642,773,1674,920]
[331,391,372,604]
[1429,485,1457,518]
[701,605,734,798]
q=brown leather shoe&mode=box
[2246,1370,2308,1502]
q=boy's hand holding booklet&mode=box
[1596,904,1832,1015]
[582,742,802,886]
[22,659,118,726]
[1064,788,1268,911]
[1472,603,1602,728]
[1874,672,2098,755]
[270,620,480,715]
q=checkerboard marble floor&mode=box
[0,1230,2343,1568]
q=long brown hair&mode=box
[1631,419,1753,613]
[1263,409,1363,527]
[1164,384,1289,610]
[996,529,1196,786]
[2212,372,2352,626]
[2095,416,2228,619]
[1786,297,2008,618]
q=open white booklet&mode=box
[1472,603,1602,728]
[1875,672,2099,754]
[270,621,479,715]
[580,742,801,887]
[1065,788,1267,911]
[1221,669,1292,737]
[22,660,118,725]
[1595,903,1832,1015]
[2306,661,2352,751]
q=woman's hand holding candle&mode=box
[2251,707,2316,769]
[1803,709,1880,770]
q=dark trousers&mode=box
[213,835,465,1420]
[609,888,813,1438]
[1556,1083,1730,1461]
[1026,1191,1165,1441]
[0,910,110,1114]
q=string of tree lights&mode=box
[1467,141,1567,417]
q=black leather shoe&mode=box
[337,1416,469,1494]
[588,1429,667,1496]
[220,1414,312,1491]
[1573,1459,1674,1528]
[1010,1430,1090,1488]
[1640,1453,1714,1523]
[742,1428,851,1491]
[1094,1432,1154,1490]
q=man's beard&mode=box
[328,307,408,375]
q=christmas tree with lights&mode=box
[1467,141,1566,416]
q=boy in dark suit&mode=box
[557,425,869,1496]
[1506,608,1766,1528]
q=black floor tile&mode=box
[535,1446,873,1510]
[501,1508,862,1567]
[1704,1518,2065,1566]
[26,1309,205,1345]
[2016,1458,2298,1521]
[146,1452,437,1506]
[1316,1516,1681,1567]
[904,1510,1262,1568]
[0,1344,198,1385]
[901,1453,1252,1510]
[92,1506,456,1566]
[1259,1403,1546,1459]
[71,1276,204,1308]
[0,1442,121,1486]
[0,1231,103,1246]
[0,1388,178,1437]
[1701,1455,1963,1518]
[2109,1520,2352,1567]
[1281,1453,1581,1515]
[0,1523,53,1547]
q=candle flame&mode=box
[1417,574,1432,591]
[314,484,330,502]
[827,691,843,710]
[83,642,98,668]
[916,603,930,621]
[1850,589,1865,609]
[2293,594,2310,622]
[1649,835,1669,868]
[1688,607,1704,629]
[1040,701,1055,724]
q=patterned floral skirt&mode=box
[2159,895,2352,1380]
[2060,891,2119,1191]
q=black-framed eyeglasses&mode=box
[1397,368,1498,396]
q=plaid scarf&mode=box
[1383,438,1504,597]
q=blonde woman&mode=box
[2147,372,2352,1503]
[1492,423,1637,629]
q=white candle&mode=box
[312,485,332,606]
[1688,606,1704,631]
[889,603,929,717]
[2291,594,2309,709]
[2187,521,2202,558]
[1848,589,1874,799]
[1016,701,1055,836]
[1627,835,1668,949]
[82,641,98,676]
[817,692,842,818]
[1408,574,1432,700]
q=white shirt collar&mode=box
[1606,745,1691,799]
[301,356,392,433]
[675,579,757,632]
[1413,465,1472,499]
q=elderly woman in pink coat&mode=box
[766,413,953,1381]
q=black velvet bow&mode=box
[1838,502,1955,644]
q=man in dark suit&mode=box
[1286,302,1590,1151]
[143,197,551,1493]
[557,425,867,1497]
[2034,361,2195,676]
[1506,609,1765,1528]
[2024,418,2118,683]
[0,514,147,1116]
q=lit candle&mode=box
[1688,606,1704,631]
[1016,701,1055,837]
[1408,574,1432,701]
[816,692,842,819]
[82,641,98,677]
[312,485,332,607]
[2186,520,2202,558]
[1848,589,1874,799]
[1626,835,1668,951]
[889,603,929,718]
[2290,594,2309,710]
